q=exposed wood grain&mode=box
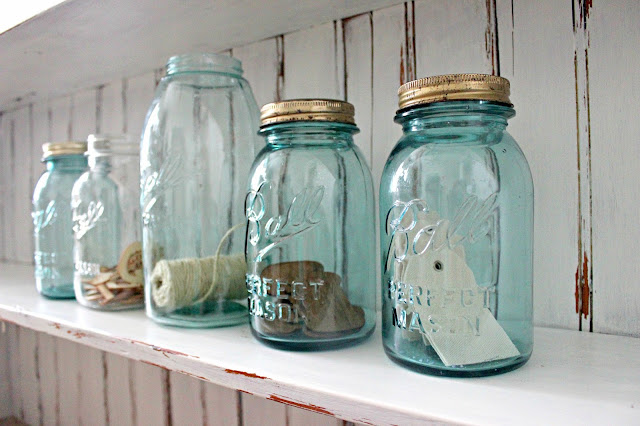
[288,406,341,426]
[498,0,579,330]
[201,381,240,426]
[17,328,40,426]
[56,337,80,426]
[11,107,33,263]
[234,38,281,109]
[241,393,287,426]
[588,0,640,337]
[169,371,205,425]
[36,332,59,426]
[283,21,344,100]
[414,0,491,76]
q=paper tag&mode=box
[396,211,519,366]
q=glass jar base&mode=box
[38,284,75,299]
[251,325,375,352]
[149,300,248,328]
[383,345,531,377]
[77,298,144,311]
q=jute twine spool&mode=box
[151,224,247,311]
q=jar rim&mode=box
[395,99,515,121]
[166,53,243,76]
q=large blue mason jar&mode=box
[32,142,88,298]
[380,74,533,376]
[141,53,260,327]
[246,99,376,350]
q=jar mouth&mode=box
[166,53,243,77]
[87,134,138,157]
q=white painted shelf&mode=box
[0,0,403,110]
[0,263,639,425]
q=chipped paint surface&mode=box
[224,368,269,380]
[267,394,333,416]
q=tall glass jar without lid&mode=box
[32,142,88,298]
[380,74,533,376]
[72,135,144,310]
[140,53,260,327]
[246,99,376,350]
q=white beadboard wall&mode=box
[1,0,639,424]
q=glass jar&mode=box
[380,74,533,376]
[32,142,88,298]
[140,53,260,327]
[246,99,376,350]
[72,135,143,310]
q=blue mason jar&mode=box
[246,99,376,350]
[32,142,88,298]
[140,53,260,327]
[380,75,533,376]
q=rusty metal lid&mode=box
[260,99,356,126]
[42,141,87,160]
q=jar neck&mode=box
[259,122,359,146]
[45,155,87,172]
[394,100,514,133]
[166,53,243,78]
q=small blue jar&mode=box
[380,75,533,376]
[246,99,376,350]
[32,142,88,298]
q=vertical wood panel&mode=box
[414,0,492,76]
[497,0,579,329]
[0,111,15,261]
[31,102,49,259]
[132,362,169,426]
[589,1,640,336]
[233,38,281,109]
[48,96,72,142]
[0,323,12,419]
[71,88,97,140]
[37,332,59,426]
[169,371,204,425]
[103,353,133,426]
[8,325,23,420]
[241,393,287,426]
[125,71,157,140]
[18,328,40,425]
[56,337,80,426]
[12,107,34,263]
[201,381,240,426]
[287,406,340,426]
[98,80,126,135]
[283,21,344,100]
[77,345,107,426]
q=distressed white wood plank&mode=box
[233,37,281,108]
[343,13,373,165]
[0,111,15,261]
[125,71,157,140]
[103,352,133,426]
[287,406,341,426]
[17,327,40,425]
[1,264,640,424]
[241,393,287,426]
[71,88,97,140]
[11,107,34,263]
[201,381,240,426]
[7,325,23,420]
[37,332,59,426]
[132,362,170,426]
[497,0,579,330]
[415,0,493,76]
[98,80,125,135]
[77,345,107,426]
[169,371,205,425]
[0,323,12,419]
[589,1,640,337]
[283,21,343,100]
[31,102,49,241]
[48,96,72,142]
[55,337,79,426]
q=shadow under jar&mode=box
[32,142,88,298]
[140,53,260,328]
[72,135,144,310]
[380,75,533,377]
[246,99,376,350]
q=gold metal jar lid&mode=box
[42,141,87,160]
[260,99,356,126]
[397,74,511,110]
